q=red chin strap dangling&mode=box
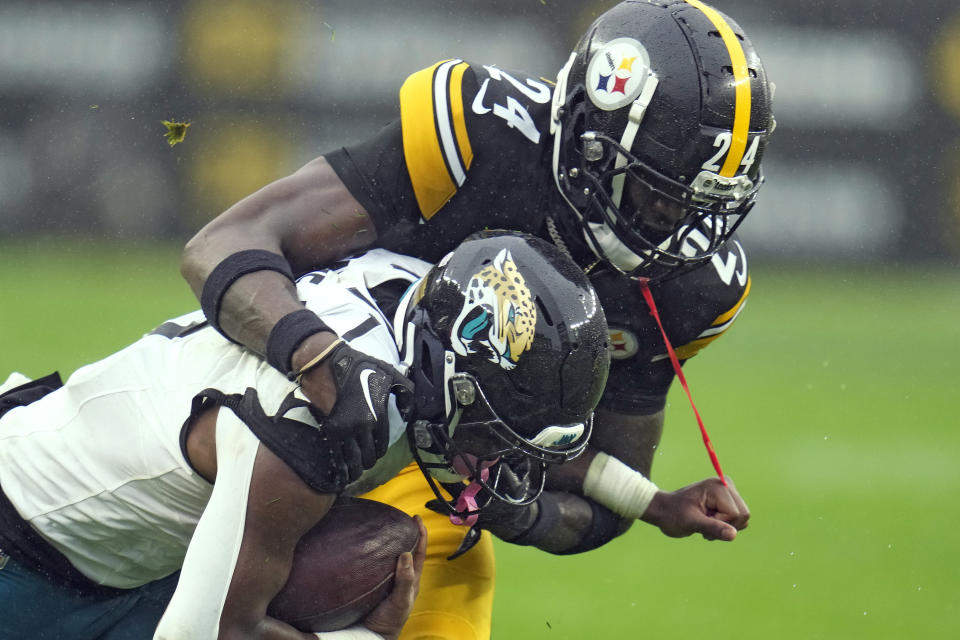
[637,277,728,486]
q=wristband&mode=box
[582,452,659,520]
[200,249,294,342]
[314,626,384,639]
[266,309,334,376]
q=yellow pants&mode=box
[361,462,495,640]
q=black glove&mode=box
[322,341,415,480]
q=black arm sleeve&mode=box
[501,490,628,555]
[554,500,625,556]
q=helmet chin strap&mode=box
[549,55,660,274]
[586,220,647,273]
[546,209,648,277]
[550,52,584,233]
[600,70,659,269]
[585,215,724,278]
[609,71,659,209]
[549,52,576,137]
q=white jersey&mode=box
[0,250,430,588]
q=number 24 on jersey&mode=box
[472,66,551,144]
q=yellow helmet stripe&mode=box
[399,59,473,220]
[684,0,751,177]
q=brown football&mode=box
[267,496,420,632]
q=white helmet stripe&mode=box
[610,72,659,208]
[549,52,576,136]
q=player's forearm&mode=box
[490,490,631,555]
[180,156,376,357]
[180,169,304,304]
[213,271,306,356]
[544,408,665,495]
[180,195,308,356]
[589,408,665,479]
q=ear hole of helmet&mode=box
[534,295,554,327]
[408,308,448,422]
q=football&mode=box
[267,496,421,632]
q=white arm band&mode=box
[582,452,659,520]
[315,627,384,639]
[154,408,261,640]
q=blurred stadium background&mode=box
[1,0,958,638]
[2,0,960,263]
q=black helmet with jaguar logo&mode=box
[396,230,610,518]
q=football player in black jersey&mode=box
[180,1,772,638]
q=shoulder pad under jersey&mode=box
[597,236,751,365]
[398,59,554,220]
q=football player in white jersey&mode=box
[0,232,610,639]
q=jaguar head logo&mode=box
[450,249,537,370]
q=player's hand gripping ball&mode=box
[267,497,421,632]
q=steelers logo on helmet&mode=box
[585,37,652,111]
[450,249,537,370]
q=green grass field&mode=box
[1,240,958,639]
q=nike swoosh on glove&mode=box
[322,341,415,480]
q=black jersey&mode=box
[326,59,750,416]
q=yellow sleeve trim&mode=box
[399,60,472,221]
[674,335,720,361]
[713,275,751,326]
[674,275,751,360]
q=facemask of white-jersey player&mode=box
[397,232,610,542]
[550,0,775,281]
[408,369,593,517]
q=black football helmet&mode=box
[550,0,775,279]
[397,231,610,521]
